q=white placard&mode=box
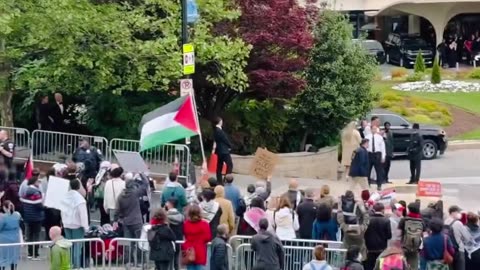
[44,176,71,210]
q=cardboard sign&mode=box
[250,148,279,180]
[416,181,442,197]
[44,176,71,210]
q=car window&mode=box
[402,38,427,47]
[379,114,410,126]
[362,40,383,50]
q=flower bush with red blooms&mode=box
[238,0,316,99]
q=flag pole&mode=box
[189,89,206,166]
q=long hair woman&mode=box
[269,195,299,239]
[341,121,362,181]
[182,204,212,270]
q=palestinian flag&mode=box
[139,94,199,150]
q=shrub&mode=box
[431,56,441,84]
[468,68,480,79]
[382,91,403,102]
[391,67,408,79]
[414,51,426,73]
[408,114,433,124]
[378,100,393,109]
[417,100,440,112]
[406,72,424,82]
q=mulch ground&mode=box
[444,105,480,137]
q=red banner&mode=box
[416,181,442,197]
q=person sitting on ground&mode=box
[337,194,369,263]
[269,194,299,239]
[210,224,229,270]
[297,188,318,239]
[318,185,335,208]
[421,217,455,270]
[343,245,365,270]
[302,245,333,270]
[373,242,408,270]
[238,197,268,236]
[214,185,235,235]
[251,218,284,270]
[199,189,222,238]
[312,203,338,241]
[161,171,187,212]
[49,226,72,270]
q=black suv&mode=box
[367,109,448,160]
[384,33,434,68]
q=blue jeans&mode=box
[187,265,205,270]
[64,228,85,268]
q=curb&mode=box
[448,140,480,150]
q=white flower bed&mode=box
[392,80,480,92]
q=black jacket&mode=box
[50,102,65,131]
[251,230,285,270]
[210,236,229,270]
[349,146,369,177]
[148,224,176,262]
[214,127,232,155]
[407,132,424,160]
[364,213,392,252]
[296,199,317,239]
[115,181,143,226]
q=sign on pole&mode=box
[183,43,195,75]
[180,79,193,96]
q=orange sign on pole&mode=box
[416,181,442,197]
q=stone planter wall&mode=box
[232,146,339,180]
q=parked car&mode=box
[354,39,386,64]
[384,33,434,68]
[366,109,448,160]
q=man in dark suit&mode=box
[50,92,66,132]
[407,123,424,184]
[213,117,233,185]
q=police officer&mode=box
[72,138,103,189]
[0,130,15,171]
[407,123,424,185]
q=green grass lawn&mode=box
[454,128,480,140]
[408,92,480,114]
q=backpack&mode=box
[378,254,406,270]
[342,197,358,225]
[402,218,423,252]
[148,227,175,262]
[236,198,247,217]
[443,220,460,251]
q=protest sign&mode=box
[250,148,279,180]
[416,181,442,197]
[44,176,70,210]
[113,151,149,173]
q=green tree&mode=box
[431,55,441,84]
[3,0,251,129]
[414,50,426,73]
[293,10,376,150]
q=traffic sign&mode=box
[180,79,193,96]
[183,43,195,75]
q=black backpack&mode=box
[236,198,247,217]
[341,197,358,225]
[443,220,460,251]
[148,226,175,262]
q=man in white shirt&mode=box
[363,116,380,138]
[365,126,386,191]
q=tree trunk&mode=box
[300,129,310,152]
[0,38,14,127]
[0,90,13,127]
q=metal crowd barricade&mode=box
[109,238,234,270]
[229,235,343,248]
[31,130,108,164]
[234,244,347,270]
[0,238,105,270]
[109,138,191,181]
[0,126,31,161]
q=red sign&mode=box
[416,181,442,197]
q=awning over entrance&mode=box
[374,1,480,45]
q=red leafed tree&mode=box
[239,0,315,99]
